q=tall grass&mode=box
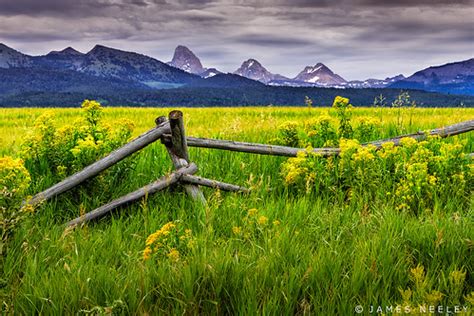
[1,107,473,314]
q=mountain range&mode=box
[167,45,473,95]
[0,43,473,107]
[165,45,411,89]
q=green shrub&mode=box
[276,121,300,147]
[1,157,31,255]
[281,136,472,214]
[21,100,135,192]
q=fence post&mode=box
[163,111,207,205]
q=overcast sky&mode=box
[0,0,473,80]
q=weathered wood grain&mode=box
[161,119,473,157]
[166,111,206,204]
[181,174,249,193]
[66,163,198,227]
[365,119,474,148]
[161,135,340,157]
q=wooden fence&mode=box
[25,111,473,227]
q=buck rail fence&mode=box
[25,112,474,228]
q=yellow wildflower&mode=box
[232,226,242,235]
[248,208,258,217]
[143,246,152,260]
[399,137,417,148]
[399,288,412,303]
[410,264,425,286]
[0,156,31,200]
[161,222,176,232]
[81,99,101,111]
[20,203,35,213]
[167,248,180,262]
[449,269,466,287]
[332,96,350,109]
[145,231,161,246]
[258,216,268,225]
[425,290,443,306]
[465,292,474,305]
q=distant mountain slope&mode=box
[0,43,205,95]
[200,68,222,78]
[79,45,200,86]
[0,43,33,68]
[35,47,85,70]
[390,59,474,95]
[293,63,346,86]
[234,59,289,84]
[0,67,149,95]
[167,45,224,79]
[168,45,205,75]
[187,73,265,88]
[346,75,405,88]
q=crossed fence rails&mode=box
[24,111,473,227]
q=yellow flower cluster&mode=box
[352,144,376,163]
[281,129,471,213]
[232,208,281,240]
[354,117,380,142]
[281,151,308,185]
[400,265,472,309]
[332,96,350,109]
[145,222,176,247]
[399,137,417,148]
[1,157,31,207]
[143,221,194,262]
[379,141,398,159]
[21,100,135,186]
[167,248,180,262]
[304,115,334,133]
[339,139,360,159]
[81,99,101,111]
[71,135,103,157]
[303,115,339,147]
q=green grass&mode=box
[1,107,474,314]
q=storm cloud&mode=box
[0,0,472,79]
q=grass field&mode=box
[1,106,474,314]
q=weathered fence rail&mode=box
[161,119,474,158]
[26,111,472,228]
[66,163,198,227]
[366,120,474,148]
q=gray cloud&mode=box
[232,33,314,46]
[0,0,473,80]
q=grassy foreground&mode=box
[1,107,474,314]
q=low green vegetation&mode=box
[1,100,473,314]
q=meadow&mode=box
[1,105,473,314]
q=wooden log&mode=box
[180,174,250,193]
[161,119,474,158]
[66,163,198,227]
[166,111,206,204]
[161,134,340,157]
[365,119,474,148]
[28,120,172,206]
